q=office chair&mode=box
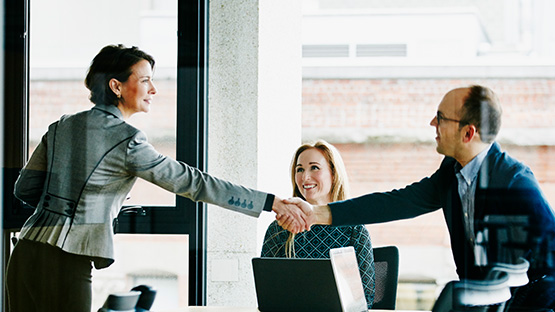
[98,284,157,312]
[490,258,529,287]
[98,291,141,312]
[431,271,511,312]
[371,246,399,310]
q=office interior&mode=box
[2,0,555,311]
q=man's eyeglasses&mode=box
[436,112,462,125]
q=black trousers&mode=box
[6,239,93,312]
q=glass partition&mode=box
[28,0,189,310]
[301,0,555,309]
[29,0,177,206]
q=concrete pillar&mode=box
[207,0,302,306]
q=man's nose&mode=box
[430,116,438,127]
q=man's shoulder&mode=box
[488,147,529,174]
[483,145,538,188]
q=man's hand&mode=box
[282,197,332,230]
[272,196,308,234]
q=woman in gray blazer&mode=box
[6,44,301,312]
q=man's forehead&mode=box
[439,87,469,112]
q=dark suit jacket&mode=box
[329,142,555,281]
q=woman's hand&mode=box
[272,196,308,234]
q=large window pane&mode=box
[29,0,177,206]
[28,0,189,310]
[301,0,555,309]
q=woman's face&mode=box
[117,59,157,118]
[295,148,333,205]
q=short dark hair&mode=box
[459,85,502,143]
[85,44,155,106]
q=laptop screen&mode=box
[329,247,368,312]
[252,257,343,312]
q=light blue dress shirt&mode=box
[454,144,493,246]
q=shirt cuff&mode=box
[263,194,275,212]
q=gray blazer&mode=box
[14,104,272,269]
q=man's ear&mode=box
[462,124,478,143]
[109,78,122,98]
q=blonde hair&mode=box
[285,140,350,257]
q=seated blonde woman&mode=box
[261,140,375,308]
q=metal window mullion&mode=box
[177,0,208,306]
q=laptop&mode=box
[329,247,369,312]
[252,246,367,312]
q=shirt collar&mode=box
[455,143,493,185]
[92,103,124,120]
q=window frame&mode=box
[2,0,209,306]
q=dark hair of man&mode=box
[85,44,155,106]
[459,85,502,143]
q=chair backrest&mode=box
[371,246,399,310]
[431,271,511,312]
[97,291,141,312]
[489,257,529,287]
[98,284,157,312]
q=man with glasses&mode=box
[281,85,555,311]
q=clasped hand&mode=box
[272,197,315,233]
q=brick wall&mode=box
[302,79,555,131]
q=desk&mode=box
[162,307,425,312]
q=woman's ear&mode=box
[109,78,122,98]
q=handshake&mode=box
[271,197,332,234]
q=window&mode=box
[301,0,555,309]
[29,0,178,206]
[3,0,209,309]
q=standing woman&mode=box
[261,140,376,309]
[6,44,299,312]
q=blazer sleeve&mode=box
[14,133,48,207]
[124,130,272,217]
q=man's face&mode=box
[430,88,468,157]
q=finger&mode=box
[283,197,301,204]
[290,221,301,234]
[289,219,303,233]
[281,215,294,231]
